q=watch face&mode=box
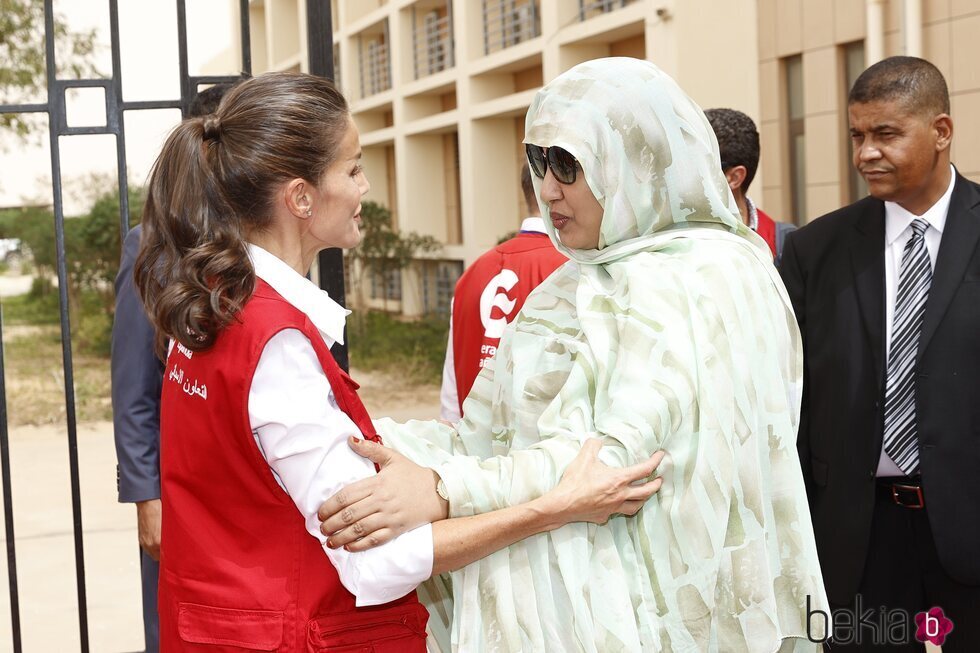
[436,479,449,501]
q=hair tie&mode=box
[202,115,222,142]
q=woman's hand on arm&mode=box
[429,438,664,575]
[318,437,449,551]
[540,438,665,524]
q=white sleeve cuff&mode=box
[326,522,434,607]
[250,329,434,607]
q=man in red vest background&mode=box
[439,163,566,422]
[705,108,796,262]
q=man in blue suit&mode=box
[111,222,163,651]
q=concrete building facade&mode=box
[240,0,761,316]
[232,0,980,316]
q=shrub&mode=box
[0,188,144,355]
[348,310,449,384]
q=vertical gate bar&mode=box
[306,0,348,371]
[306,0,333,80]
[109,0,131,244]
[43,0,90,649]
[0,310,22,651]
[176,0,192,117]
[239,0,252,75]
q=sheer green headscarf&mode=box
[379,58,826,653]
[525,56,763,263]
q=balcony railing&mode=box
[482,0,539,56]
[578,0,635,22]
[359,30,391,97]
[412,6,455,79]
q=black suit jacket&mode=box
[111,225,165,503]
[779,172,980,605]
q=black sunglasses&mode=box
[525,144,579,185]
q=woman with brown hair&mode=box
[134,71,660,651]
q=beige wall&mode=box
[758,0,980,225]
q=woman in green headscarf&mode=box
[321,58,828,652]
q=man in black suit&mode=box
[780,56,979,651]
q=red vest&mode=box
[158,279,427,652]
[755,207,777,257]
[451,232,566,414]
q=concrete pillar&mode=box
[903,0,922,57]
[866,0,885,65]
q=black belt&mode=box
[876,476,925,509]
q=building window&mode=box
[843,41,868,204]
[413,4,454,79]
[359,23,391,98]
[578,0,635,22]
[482,0,539,55]
[421,260,464,317]
[369,264,402,302]
[785,55,806,224]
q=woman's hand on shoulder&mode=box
[541,438,665,526]
[317,437,449,552]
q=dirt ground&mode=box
[353,367,443,421]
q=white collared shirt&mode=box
[745,196,760,232]
[519,216,548,234]
[876,165,955,476]
[246,244,433,606]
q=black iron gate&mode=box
[0,2,339,650]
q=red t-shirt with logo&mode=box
[450,232,566,415]
[756,207,777,257]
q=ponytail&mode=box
[134,116,255,356]
[134,72,349,356]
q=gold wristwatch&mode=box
[436,476,449,501]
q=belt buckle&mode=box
[891,483,924,509]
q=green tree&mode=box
[0,187,143,354]
[0,204,55,272]
[69,188,143,307]
[66,188,143,354]
[1,0,99,139]
[348,200,441,311]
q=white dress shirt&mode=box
[876,165,955,477]
[438,217,548,422]
[246,243,433,606]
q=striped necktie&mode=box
[882,218,932,476]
